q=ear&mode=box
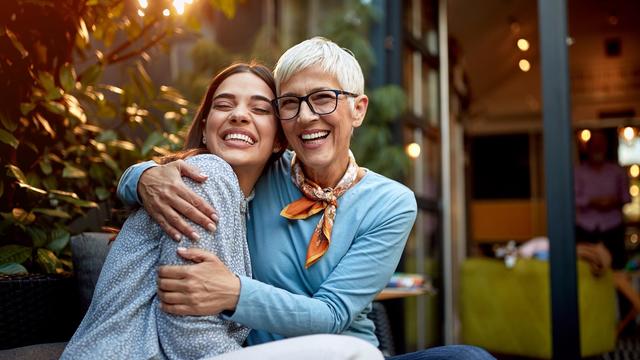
[351,94,368,128]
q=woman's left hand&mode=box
[157,247,241,316]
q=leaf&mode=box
[38,71,56,92]
[59,63,77,93]
[100,84,124,94]
[17,182,48,195]
[76,18,90,49]
[50,190,98,208]
[25,227,47,248]
[108,140,136,151]
[211,0,237,18]
[96,129,117,142]
[39,159,52,175]
[33,208,71,219]
[0,112,17,131]
[80,64,103,87]
[5,28,28,58]
[95,187,110,201]
[141,131,167,156]
[0,129,19,149]
[6,164,28,183]
[43,101,66,115]
[0,263,28,275]
[12,208,36,224]
[99,153,120,174]
[36,248,58,274]
[62,163,87,178]
[34,114,56,138]
[47,229,70,255]
[0,245,31,265]
[19,102,36,116]
[64,94,87,123]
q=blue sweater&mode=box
[117,150,417,346]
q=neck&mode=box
[233,165,264,197]
[303,154,351,188]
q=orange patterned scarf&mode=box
[280,152,359,268]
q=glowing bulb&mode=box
[138,0,148,9]
[137,9,145,17]
[173,0,185,15]
[631,233,639,244]
[518,59,531,72]
[631,165,640,178]
[624,127,635,142]
[162,8,171,16]
[631,185,639,197]
[580,129,591,142]
[406,143,421,159]
[517,38,530,51]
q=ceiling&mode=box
[447,0,640,131]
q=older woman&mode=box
[118,37,493,359]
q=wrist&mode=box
[225,274,241,311]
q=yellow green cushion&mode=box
[461,258,616,358]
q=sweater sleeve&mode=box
[227,189,417,336]
[116,160,158,206]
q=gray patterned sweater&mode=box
[61,154,252,360]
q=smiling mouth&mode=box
[224,133,255,145]
[300,131,330,142]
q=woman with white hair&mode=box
[118,37,493,359]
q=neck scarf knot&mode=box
[280,151,359,268]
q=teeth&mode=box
[224,133,255,144]
[301,131,329,140]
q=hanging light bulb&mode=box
[406,143,421,159]
[517,38,530,51]
[519,59,531,72]
[580,129,591,142]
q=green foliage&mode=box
[0,0,237,274]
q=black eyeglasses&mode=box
[271,89,359,120]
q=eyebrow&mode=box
[213,93,273,102]
[279,87,332,97]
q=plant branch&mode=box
[105,31,168,65]
[104,18,160,64]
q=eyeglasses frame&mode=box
[271,89,359,120]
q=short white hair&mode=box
[274,37,365,95]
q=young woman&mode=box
[61,63,285,360]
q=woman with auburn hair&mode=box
[61,62,287,359]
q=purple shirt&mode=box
[574,162,630,231]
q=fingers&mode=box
[139,161,218,241]
[157,264,189,279]
[177,161,208,183]
[176,247,221,263]
[153,212,184,242]
[157,289,189,305]
[157,277,189,293]
[171,189,218,233]
[160,302,193,316]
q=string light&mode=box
[580,129,591,142]
[630,165,640,178]
[519,59,531,72]
[623,127,635,142]
[406,143,421,159]
[517,38,530,51]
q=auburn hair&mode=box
[160,62,286,165]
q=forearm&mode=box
[229,277,348,336]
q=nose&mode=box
[229,105,251,124]
[297,99,318,123]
